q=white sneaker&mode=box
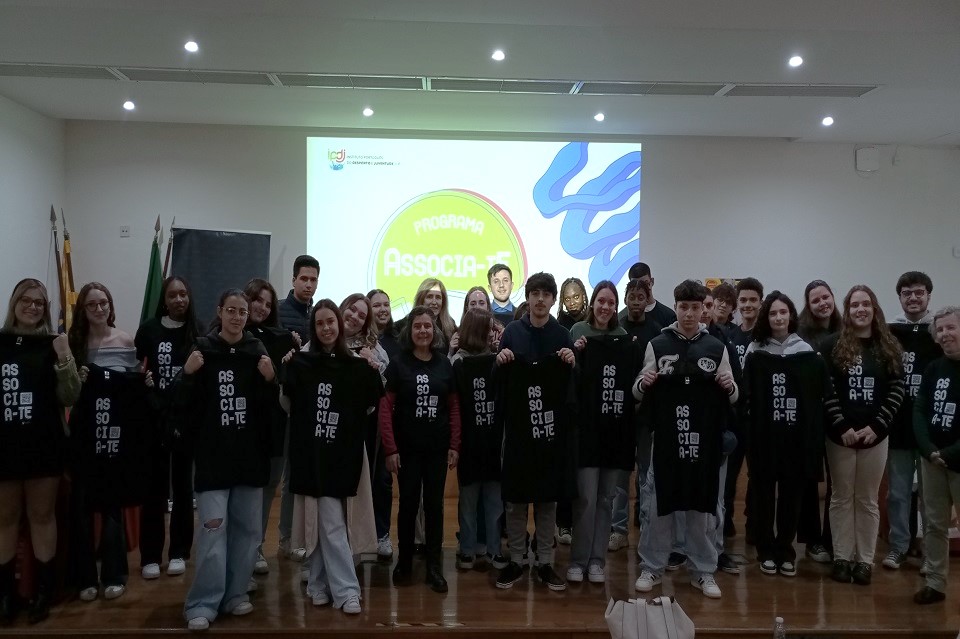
[231,601,254,616]
[187,616,210,631]
[557,527,573,545]
[141,563,161,580]
[104,584,125,600]
[247,578,258,592]
[565,566,584,582]
[377,535,393,559]
[634,570,661,592]
[79,586,98,602]
[342,595,361,615]
[254,552,269,575]
[167,558,186,576]
[290,547,307,562]
[300,568,309,582]
[312,591,330,606]
[692,575,722,599]
[587,564,605,583]
[608,532,628,551]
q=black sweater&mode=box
[913,357,960,472]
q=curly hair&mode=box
[831,284,903,375]
[340,293,379,349]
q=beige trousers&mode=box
[825,438,888,564]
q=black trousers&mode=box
[556,499,573,529]
[70,482,128,589]
[139,443,194,565]
[724,438,748,531]
[796,457,833,551]
[371,443,394,541]
[753,473,804,564]
[397,447,447,568]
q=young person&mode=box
[276,255,319,562]
[711,283,737,331]
[368,289,400,362]
[136,276,201,580]
[633,280,737,600]
[885,271,940,570]
[558,277,589,330]
[796,279,843,564]
[568,281,638,583]
[283,300,381,614]
[723,277,763,540]
[243,278,296,577]
[462,286,491,314]
[451,308,505,570]
[488,264,516,328]
[0,279,79,625]
[823,285,905,586]
[68,282,144,603]
[379,306,461,593]
[912,306,960,605]
[180,289,276,630]
[494,272,576,592]
[617,263,677,328]
[742,292,831,577]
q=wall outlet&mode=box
[119,225,131,238]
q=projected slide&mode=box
[307,138,641,318]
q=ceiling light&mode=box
[362,107,374,117]
[821,116,834,126]
[788,55,803,67]
[123,100,135,111]
[491,49,505,61]
[184,41,199,53]
[594,112,605,122]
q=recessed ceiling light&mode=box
[594,112,605,122]
[184,41,199,53]
[491,49,505,61]
[821,116,834,126]
[123,100,135,111]
[362,107,374,117]
[788,55,803,67]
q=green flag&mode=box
[140,231,163,325]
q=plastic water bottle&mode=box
[773,616,786,639]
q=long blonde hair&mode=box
[414,278,457,341]
[4,278,53,335]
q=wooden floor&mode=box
[3,490,960,638]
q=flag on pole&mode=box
[140,216,164,325]
[60,209,77,332]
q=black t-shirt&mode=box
[888,323,942,449]
[742,351,831,480]
[248,324,297,456]
[284,351,381,498]
[621,317,662,353]
[0,334,63,480]
[384,350,455,453]
[135,318,194,397]
[729,326,753,372]
[452,353,501,485]
[498,355,576,503]
[69,364,154,509]
[646,374,727,516]
[914,357,960,472]
[576,335,641,470]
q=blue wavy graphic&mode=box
[532,143,641,286]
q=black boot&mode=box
[425,564,448,593]
[27,559,55,625]
[0,560,18,626]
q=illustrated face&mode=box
[314,307,339,348]
[592,287,617,328]
[768,300,790,338]
[411,312,434,349]
[808,286,835,321]
[490,269,513,304]
[292,266,318,303]
[249,287,273,324]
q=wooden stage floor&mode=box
[3,496,960,638]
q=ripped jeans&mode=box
[184,486,263,623]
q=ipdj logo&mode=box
[328,149,346,170]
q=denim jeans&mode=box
[306,497,360,608]
[669,457,727,555]
[637,466,717,579]
[571,468,621,569]
[506,502,556,566]
[920,458,960,593]
[612,423,652,534]
[458,481,503,557]
[886,447,919,554]
[184,486,262,622]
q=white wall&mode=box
[0,95,65,310]
[64,120,960,334]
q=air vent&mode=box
[646,83,727,96]
[431,78,505,92]
[349,75,422,90]
[119,68,272,85]
[726,84,878,98]
[276,74,355,88]
[579,82,657,95]
[0,63,115,80]
[499,79,578,94]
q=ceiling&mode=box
[0,0,958,146]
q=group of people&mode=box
[1,254,958,631]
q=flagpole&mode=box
[162,216,175,278]
[50,206,67,332]
[60,209,77,330]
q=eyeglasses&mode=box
[18,296,45,309]
[899,289,927,299]
[223,307,249,318]
[84,301,110,311]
